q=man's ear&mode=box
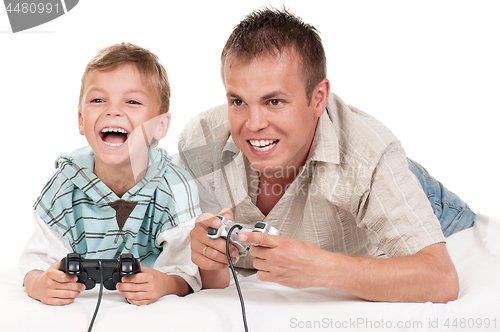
[312,78,330,118]
[78,111,84,135]
[153,112,171,141]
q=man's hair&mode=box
[78,42,170,114]
[221,7,327,100]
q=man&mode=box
[179,8,474,302]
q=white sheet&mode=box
[1,214,499,332]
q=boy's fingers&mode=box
[47,261,79,283]
[51,270,78,283]
[51,288,82,299]
[127,299,151,306]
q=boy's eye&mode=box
[127,100,142,105]
[91,98,104,103]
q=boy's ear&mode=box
[78,111,85,135]
[153,112,171,141]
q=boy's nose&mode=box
[106,104,124,117]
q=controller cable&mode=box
[87,260,104,332]
[226,225,249,332]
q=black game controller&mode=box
[207,216,281,257]
[59,253,141,290]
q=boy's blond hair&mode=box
[78,42,170,114]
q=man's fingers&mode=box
[192,220,239,260]
[239,232,281,248]
[195,213,222,229]
[191,210,240,271]
[194,239,237,264]
[218,208,234,221]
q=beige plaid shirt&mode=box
[179,93,445,268]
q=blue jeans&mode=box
[407,158,475,237]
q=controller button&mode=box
[85,278,96,290]
[121,262,133,275]
[103,278,117,290]
[207,227,218,236]
[254,222,266,229]
[68,261,80,274]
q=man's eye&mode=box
[91,98,103,103]
[232,100,244,106]
[270,99,281,106]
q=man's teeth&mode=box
[249,139,277,151]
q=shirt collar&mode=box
[221,134,240,156]
[306,105,340,165]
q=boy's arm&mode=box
[24,261,85,305]
[19,211,73,279]
[117,267,191,305]
[20,211,83,305]
[153,218,202,292]
[117,218,202,305]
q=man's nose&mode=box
[245,107,269,132]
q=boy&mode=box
[19,43,201,306]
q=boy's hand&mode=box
[24,261,85,305]
[116,266,189,305]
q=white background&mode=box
[0,0,498,267]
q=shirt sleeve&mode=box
[18,210,73,282]
[357,142,445,257]
[153,217,202,292]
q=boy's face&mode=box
[79,64,169,172]
[224,49,328,176]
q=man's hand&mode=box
[24,261,85,305]
[116,266,190,305]
[189,208,237,288]
[241,232,330,288]
[242,231,458,303]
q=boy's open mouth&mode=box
[99,127,129,147]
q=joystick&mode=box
[207,216,281,257]
[59,253,141,290]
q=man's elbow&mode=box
[432,265,459,303]
[419,243,459,303]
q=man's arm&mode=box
[189,210,239,289]
[242,232,458,303]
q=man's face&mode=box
[79,64,169,172]
[224,50,325,176]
